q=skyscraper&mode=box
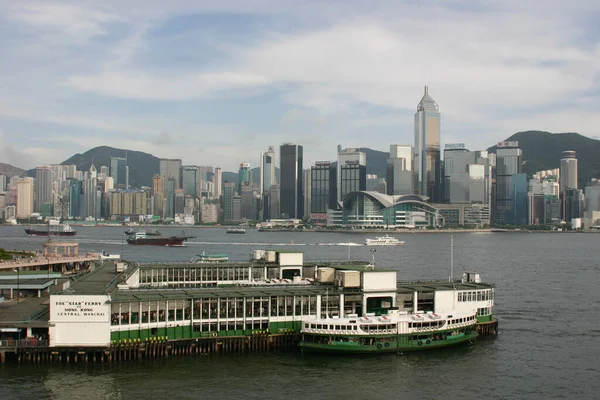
[16,177,34,218]
[182,166,199,198]
[280,144,303,219]
[387,144,414,195]
[214,168,222,198]
[34,166,53,212]
[311,161,337,216]
[110,156,128,189]
[495,141,523,225]
[238,163,251,194]
[159,159,182,190]
[414,85,441,201]
[84,164,98,219]
[560,151,578,192]
[223,182,235,221]
[260,146,276,194]
[0,175,6,193]
[337,147,366,204]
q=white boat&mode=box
[226,228,246,234]
[364,234,404,246]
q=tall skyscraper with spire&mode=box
[414,85,441,202]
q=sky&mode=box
[0,0,599,172]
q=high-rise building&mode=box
[223,182,235,221]
[214,168,222,198]
[201,203,218,223]
[414,85,441,202]
[495,141,523,225]
[560,151,578,192]
[159,159,182,190]
[238,163,251,194]
[68,179,82,218]
[303,169,311,218]
[35,166,53,212]
[0,175,6,194]
[387,144,414,195]
[310,162,337,216]
[16,177,34,219]
[443,145,492,205]
[164,178,176,219]
[260,146,276,194]
[337,146,366,204]
[280,144,303,219]
[269,185,281,220]
[83,164,100,219]
[110,156,128,189]
[240,182,259,220]
[182,166,199,198]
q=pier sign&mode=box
[50,295,110,322]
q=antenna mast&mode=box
[450,233,454,283]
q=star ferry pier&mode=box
[0,250,497,364]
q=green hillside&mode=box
[59,146,160,188]
[487,131,600,188]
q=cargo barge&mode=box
[126,232,195,246]
[25,224,76,236]
[0,249,496,364]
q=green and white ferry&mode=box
[299,310,478,353]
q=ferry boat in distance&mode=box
[25,224,76,237]
[194,251,229,263]
[299,311,478,353]
[126,232,195,246]
[364,234,404,246]
[226,228,246,234]
[125,229,161,236]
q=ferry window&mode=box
[477,292,482,301]
[335,325,341,330]
[317,324,322,329]
[353,326,357,330]
[458,292,462,302]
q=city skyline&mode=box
[1,1,599,171]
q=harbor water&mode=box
[0,226,598,399]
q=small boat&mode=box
[126,232,196,246]
[226,228,246,234]
[145,229,161,236]
[124,228,136,235]
[364,234,404,246]
[194,251,228,263]
[25,224,76,237]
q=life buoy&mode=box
[384,342,390,348]
[377,343,383,349]
[417,340,423,346]
[212,332,217,338]
[426,339,431,344]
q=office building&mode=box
[164,178,176,219]
[414,85,441,202]
[241,182,259,220]
[159,159,182,190]
[560,151,578,192]
[337,146,366,205]
[387,145,414,195]
[182,166,200,198]
[68,179,83,218]
[84,164,99,219]
[443,146,492,205]
[310,162,337,218]
[110,156,128,189]
[238,163,251,194]
[214,168,222,198]
[16,177,34,219]
[269,185,281,220]
[280,144,303,219]
[260,146,276,194]
[201,203,218,224]
[0,175,7,193]
[223,182,235,221]
[35,166,53,212]
[495,141,523,225]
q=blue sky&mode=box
[1,0,599,171]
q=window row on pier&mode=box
[110,295,319,326]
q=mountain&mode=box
[59,146,160,188]
[488,131,600,188]
[0,163,26,178]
